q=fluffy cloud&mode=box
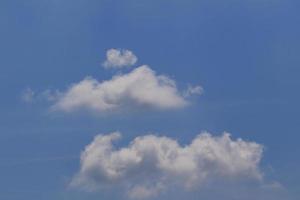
[53,66,200,112]
[71,132,264,199]
[103,48,138,68]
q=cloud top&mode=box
[71,132,264,199]
[53,66,200,113]
[103,49,137,69]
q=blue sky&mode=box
[0,0,299,199]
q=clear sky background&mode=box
[0,0,299,200]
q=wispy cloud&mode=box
[21,88,60,103]
[21,88,35,103]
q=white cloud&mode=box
[53,66,199,112]
[71,131,264,199]
[103,48,138,69]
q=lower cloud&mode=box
[68,131,282,199]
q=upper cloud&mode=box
[103,48,138,69]
[71,131,264,199]
[52,65,200,113]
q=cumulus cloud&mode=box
[53,66,199,112]
[71,132,264,199]
[103,48,138,69]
